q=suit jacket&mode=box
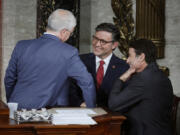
[69,53,129,107]
[108,62,173,135]
[4,34,96,109]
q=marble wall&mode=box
[1,0,180,133]
[158,0,180,96]
[1,0,37,101]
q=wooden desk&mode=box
[0,100,9,115]
[0,101,126,135]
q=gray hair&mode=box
[47,9,76,32]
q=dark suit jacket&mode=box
[108,62,173,135]
[4,34,96,109]
[69,53,129,107]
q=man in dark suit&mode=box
[4,9,96,109]
[69,23,129,107]
[108,39,173,135]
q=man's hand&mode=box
[80,102,86,107]
[120,67,136,82]
[120,54,144,82]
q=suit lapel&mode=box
[101,54,117,86]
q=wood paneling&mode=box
[136,0,165,58]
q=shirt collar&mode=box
[96,53,113,66]
[44,32,57,36]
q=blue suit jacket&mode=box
[69,53,129,107]
[4,34,96,109]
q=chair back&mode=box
[171,95,180,135]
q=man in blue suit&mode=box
[4,9,96,109]
[69,23,129,107]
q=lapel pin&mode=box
[112,65,116,69]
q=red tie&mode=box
[96,60,105,89]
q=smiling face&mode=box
[92,31,118,59]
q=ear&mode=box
[139,53,145,61]
[59,29,68,42]
[112,41,119,49]
[60,29,67,36]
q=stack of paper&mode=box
[52,109,97,125]
[55,109,97,115]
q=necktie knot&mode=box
[99,60,105,65]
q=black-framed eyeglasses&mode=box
[92,35,114,46]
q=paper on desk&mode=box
[55,108,96,115]
[52,113,97,125]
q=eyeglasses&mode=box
[92,35,114,46]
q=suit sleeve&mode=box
[108,76,144,112]
[4,44,19,102]
[67,49,96,108]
